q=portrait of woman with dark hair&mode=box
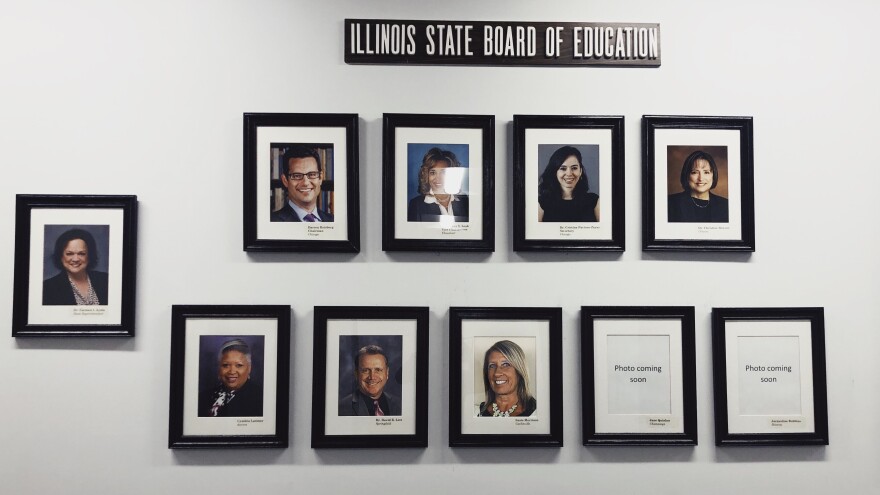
[407,147,470,223]
[538,145,599,222]
[667,150,729,223]
[477,340,537,417]
[42,228,109,306]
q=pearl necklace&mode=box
[491,402,518,417]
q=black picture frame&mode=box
[581,306,697,446]
[712,307,829,446]
[642,115,755,252]
[449,307,563,447]
[168,305,291,449]
[513,115,625,252]
[382,113,495,252]
[243,112,360,252]
[12,194,138,337]
[311,306,429,448]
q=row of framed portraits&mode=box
[168,305,828,449]
[243,113,756,254]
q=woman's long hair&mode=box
[538,145,589,203]
[417,147,461,194]
[481,340,534,406]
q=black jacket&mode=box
[42,271,109,306]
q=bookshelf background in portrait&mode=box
[270,144,335,216]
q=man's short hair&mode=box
[353,344,389,370]
[280,145,322,176]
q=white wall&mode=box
[2,1,879,493]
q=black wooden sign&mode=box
[345,19,660,67]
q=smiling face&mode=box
[356,353,388,400]
[428,160,450,194]
[61,239,89,275]
[486,350,520,398]
[688,158,714,198]
[218,350,251,391]
[556,155,582,199]
[280,156,322,210]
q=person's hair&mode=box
[218,339,252,364]
[538,145,590,202]
[679,150,719,191]
[482,340,534,406]
[353,344,389,371]
[280,145,322,176]
[417,147,461,195]
[51,228,99,272]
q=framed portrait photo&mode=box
[382,113,494,252]
[581,306,698,446]
[449,307,562,447]
[513,115,625,252]
[642,115,755,251]
[243,112,360,252]
[168,305,291,449]
[12,195,138,337]
[311,306,429,448]
[712,307,829,446]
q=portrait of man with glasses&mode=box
[270,144,335,222]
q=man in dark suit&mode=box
[270,145,334,222]
[338,344,401,416]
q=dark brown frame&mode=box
[12,194,138,337]
[449,307,563,447]
[581,306,697,446]
[712,307,829,446]
[310,306,429,448]
[513,115,626,252]
[168,305,291,449]
[642,115,755,252]
[243,112,360,252]
[382,113,495,252]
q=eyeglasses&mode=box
[287,171,321,181]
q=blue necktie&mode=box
[303,213,318,222]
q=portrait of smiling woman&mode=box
[667,149,729,223]
[42,227,109,306]
[477,340,537,417]
[198,338,264,417]
[538,145,600,222]
[407,146,470,223]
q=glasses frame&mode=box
[287,171,322,181]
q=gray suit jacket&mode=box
[270,202,334,222]
[338,389,401,416]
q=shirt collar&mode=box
[287,200,321,221]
